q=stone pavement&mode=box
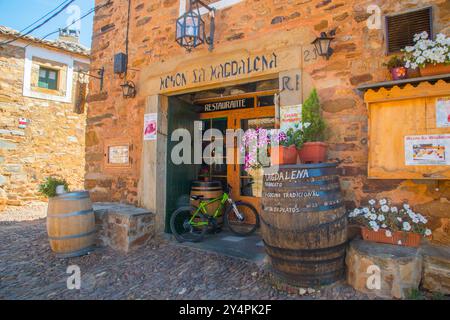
[0,206,370,300]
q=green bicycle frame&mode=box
[188,192,230,227]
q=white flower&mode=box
[381,205,389,213]
[397,217,402,222]
[403,222,412,232]
[379,199,387,205]
[362,207,370,214]
[382,224,387,228]
[354,208,361,215]
[403,204,410,210]
[385,230,392,238]
[425,229,432,236]
[412,217,419,224]
[417,214,428,224]
[368,199,376,206]
[390,206,398,213]
[369,213,377,221]
[377,214,385,222]
[369,221,379,232]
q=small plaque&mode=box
[108,145,129,165]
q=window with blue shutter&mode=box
[38,67,59,90]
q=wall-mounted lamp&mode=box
[176,0,216,52]
[120,81,136,99]
[312,30,336,60]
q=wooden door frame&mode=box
[198,90,277,211]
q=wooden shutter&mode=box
[385,7,433,54]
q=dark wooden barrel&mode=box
[261,163,347,287]
[47,191,96,258]
[190,181,224,224]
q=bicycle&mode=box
[170,184,260,243]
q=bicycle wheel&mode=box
[224,201,259,236]
[170,206,208,243]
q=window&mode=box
[385,7,433,54]
[38,67,59,90]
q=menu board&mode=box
[405,134,450,166]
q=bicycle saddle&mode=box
[190,195,204,201]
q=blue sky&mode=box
[0,0,95,48]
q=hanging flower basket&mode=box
[361,227,421,247]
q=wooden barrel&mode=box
[190,181,224,224]
[47,191,96,258]
[261,163,347,287]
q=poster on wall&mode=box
[405,134,450,166]
[436,97,450,128]
[280,104,302,132]
[143,113,158,141]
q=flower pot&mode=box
[390,67,407,80]
[298,142,327,164]
[247,167,264,197]
[270,145,298,165]
[419,63,450,77]
[361,227,421,247]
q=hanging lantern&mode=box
[312,32,335,60]
[175,0,215,52]
[120,81,136,99]
[176,1,206,51]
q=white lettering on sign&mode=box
[264,169,310,182]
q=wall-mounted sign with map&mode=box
[405,134,450,166]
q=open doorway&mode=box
[165,79,279,234]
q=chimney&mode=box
[58,28,80,44]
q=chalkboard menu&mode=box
[197,98,255,113]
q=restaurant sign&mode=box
[159,52,278,91]
[197,97,254,113]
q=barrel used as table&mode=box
[47,191,96,258]
[261,163,347,287]
[190,180,224,224]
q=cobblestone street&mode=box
[0,203,369,300]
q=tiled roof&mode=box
[0,25,90,57]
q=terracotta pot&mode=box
[270,145,298,165]
[361,227,421,247]
[298,142,327,164]
[419,63,450,77]
[390,67,408,80]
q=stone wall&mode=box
[0,43,88,208]
[86,0,450,243]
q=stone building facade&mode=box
[86,0,450,244]
[0,26,90,208]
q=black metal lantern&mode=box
[121,81,136,99]
[176,0,215,52]
[312,31,335,60]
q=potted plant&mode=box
[383,55,408,80]
[403,32,450,77]
[348,198,432,247]
[297,89,327,163]
[38,177,69,198]
[269,128,300,165]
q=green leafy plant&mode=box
[38,177,69,198]
[281,126,303,147]
[405,288,425,300]
[383,55,405,70]
[297,89,326,148]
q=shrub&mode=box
[38,177,69,198]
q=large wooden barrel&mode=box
[190,181,224,224]
[47,191,96,258]
[261,163,347,287]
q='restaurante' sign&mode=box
[197,98,254,113]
